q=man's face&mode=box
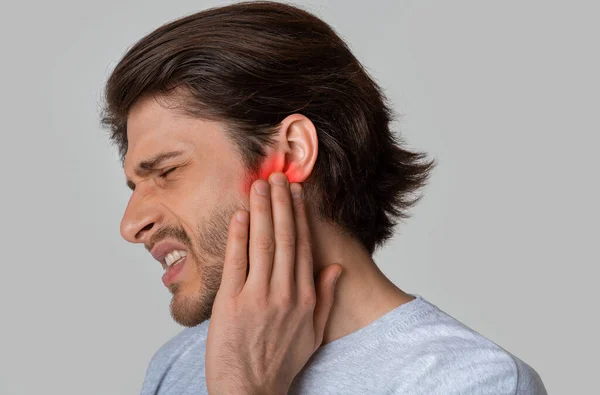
[121,96,249,327]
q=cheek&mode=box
[239,156,278,196]
[165,192,200,233]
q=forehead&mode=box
[123,96,229,172]
[126,96,191,153]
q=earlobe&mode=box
[284,165,305,184]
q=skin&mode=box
[206,175,341,394]
[121,94,415,392]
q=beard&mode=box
[162,199,243,327]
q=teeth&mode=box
[164,250,188,268]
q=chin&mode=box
[168,284,214,327]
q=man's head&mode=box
[120,94,318,327]
[100,1,435,327]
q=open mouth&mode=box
[162,255,187,287]
[162,250,188,270]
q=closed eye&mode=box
[159,167,178,179]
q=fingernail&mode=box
[291,183,303,199]
[254,180,269,195]
[270,172,288,185]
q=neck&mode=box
[306,208,415,345]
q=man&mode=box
[101,1,547,394]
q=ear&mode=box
[259,113,319,184]
[280,113,318,183]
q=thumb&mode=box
[312,264,343,349]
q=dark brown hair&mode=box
[100,1,436,255]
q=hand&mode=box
[205,172,342,395]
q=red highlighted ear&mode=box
[240,155,303,195]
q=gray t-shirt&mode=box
[141,295,547,394]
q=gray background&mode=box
[1,0,597,393]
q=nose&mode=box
[120,187,163,244]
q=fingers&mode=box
[269,173,296,293]
[312,264,342,348]
[290,183,314,296]
[244,174,315,302]
[246,179,275,290]
[220,210,250,298]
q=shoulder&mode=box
[511,356,547,394]
[388,297,547,394]
[406,347,546,394]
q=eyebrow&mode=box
[126,150,185,191]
